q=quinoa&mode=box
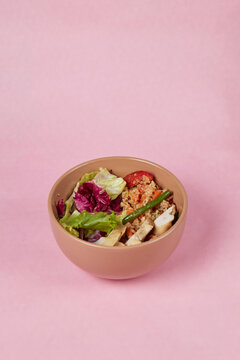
[121,176,175,240]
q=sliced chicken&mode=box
[126,220,153,246]
[95,225,127,247]
[154,205,175,236]
[115,242,125,247]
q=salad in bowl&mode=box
[57,168,178,247]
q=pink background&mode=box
[1,1,240,359]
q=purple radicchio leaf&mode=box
[75,181,111,213]
[110,194,122,212]
[74,192,92,212]
[57,199,65,217]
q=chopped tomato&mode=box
[152,189,162,200]
[124,171,154,188]
[126,209,134,215]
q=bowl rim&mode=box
[48,156,188,250]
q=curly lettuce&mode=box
[62,210,121,235]
[61,223,79,237]
[93,168,126,200]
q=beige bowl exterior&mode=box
[48,157,188,279]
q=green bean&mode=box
[122,190,172,225]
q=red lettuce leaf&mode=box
[74,193,91,212]
[74,181,111,213]
[110,195,122,212]
[57,199,65,217]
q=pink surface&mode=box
[1,1,240,359]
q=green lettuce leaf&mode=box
[61,223,79,237]
[93,168,126,200]
[59,171,98,223]
[62,210,121,235]
[78,171,98,186]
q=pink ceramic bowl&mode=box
[48,157,188,279]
